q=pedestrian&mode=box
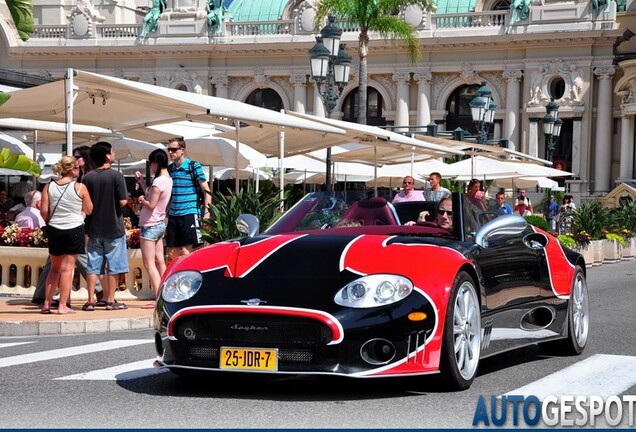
[514,197,532,217]
[39,155,93,314]
[10,175,33,206]
[466,179,487,212]
[392,175,424,203]
[543,194,559,231]
[15,190,45,229]
[166,136,211,260]
[135,149,172,308]
[517,189,533,213]
[424,172,451,201]
[73,145,96,184]
[558,195,576,234]
[0,190,14,212]
[494,191,513,215]
[82,142,129,311]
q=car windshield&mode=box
[264,191,515,239]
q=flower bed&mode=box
[0,223,141,249]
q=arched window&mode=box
[445,84,481,136]
[492,0,511,11]
[341,88,386,126]
[245,89,283,112]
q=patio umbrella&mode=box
[213,167,272,181]
[0,132,33,155]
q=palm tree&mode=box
[5,0,34,41]
[314,0,436,125]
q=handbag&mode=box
[42,181,72,237]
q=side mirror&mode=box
[475,214,527,248]
[236,213,260,237]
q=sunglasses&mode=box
[403,181,413,184]
[167,147,181,153]
[438,210,453,216]
[73,155,82,159]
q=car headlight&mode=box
[161,271,203,303]
[335,275,413,308]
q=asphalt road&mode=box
[0,260,634,429]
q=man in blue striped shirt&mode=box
[166,137,211,259]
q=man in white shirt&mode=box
[15,190,45,229]
[424,172,451,201]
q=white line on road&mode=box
[0,342,35,349]
[0,339,153,369]
[55,359,167,381]
[504,354,636,400]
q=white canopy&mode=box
[180,137,266,169]
[490,176,560,190]
[443,155,573,181]
[0,70,346,135]
[213,167,272,181]
[0,132,33,155]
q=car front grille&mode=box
[189,346,314,364]
[173,313,333,347]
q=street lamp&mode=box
[543,98,562,161]
[469,81,497,144]
[309,15,352,190]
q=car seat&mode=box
[339,197,398,226]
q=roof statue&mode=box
[510,0,531,24]
[140,0,166,38]
[207,0,229,35]
[592,0,612,13]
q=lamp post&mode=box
[469,81,497,144]
[309,15,352,190]
[542,98,562,162]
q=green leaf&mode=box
[6,0,35,41]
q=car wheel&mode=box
[439,271,481,390]
[541,266,589,355]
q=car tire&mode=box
[540,266,589,356]
[439,271,481,391]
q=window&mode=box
[245,89,283,112]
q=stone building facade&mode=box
[2,0,636,201]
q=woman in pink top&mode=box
[135,149,173,305]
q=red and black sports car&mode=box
[153,192,589,390]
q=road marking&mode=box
[504,354,636,400]
[0,339,153,369]
[0,342,35,349]
[55,359,167,381]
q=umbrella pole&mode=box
[235,124,240,194]
[255,166,260,193]
[33,130,38,189]
[209,166,214,194]
[278,130,285,211]
[374,146,378,197]
[65,68,75,156]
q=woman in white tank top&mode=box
[40,155,93,314]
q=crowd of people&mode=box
[392,174,576,234]
[18,136,210,314]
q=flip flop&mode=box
[81,302,95,312]
[40,308,51,315]
[105,302,127,310]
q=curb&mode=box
[0,316,153,337]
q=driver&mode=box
[405,197,453,231]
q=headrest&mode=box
[358,197,388,209]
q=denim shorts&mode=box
[86,235,129,275]
[140,220,167,241]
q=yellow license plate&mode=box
[220,347,278,371]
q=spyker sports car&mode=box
[154,191,589,390]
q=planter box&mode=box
[623,238,636,260]
[591,240,604,266]
[603,239,622,263]
[0,246,153,300]
[574,244,594,268]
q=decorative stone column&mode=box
[393,72,411,132]
[290,74,307,114]
[312,83,325,117]
[572,117,583,177]
[414,71,432,131]
[528,118,540,158]
[619,111,634,180]
[593,66,616,194]
[503,69,523,151]
[210,74,228,99]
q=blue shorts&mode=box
[86,235,129,275]
[140,220,167,241]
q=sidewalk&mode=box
[0,296,154,336]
